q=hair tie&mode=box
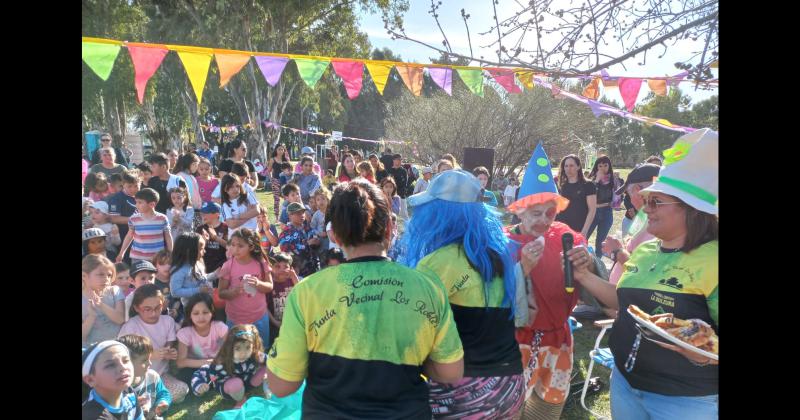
[234,330,253,338]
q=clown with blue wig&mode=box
[398,169,526,419]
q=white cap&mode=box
[89,201,109,214]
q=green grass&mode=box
[166,181,624,419]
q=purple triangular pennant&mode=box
[427,67,452,95]
[668,70,689,87]
[255,56,289,86]
[587,100,612,117]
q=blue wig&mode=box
[398,200,517,316]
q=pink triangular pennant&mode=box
[331,61,364,100]
[618,78,643,112]
[487,69,521,94]
[127,46,169,104]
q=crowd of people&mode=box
[82,129,718,419]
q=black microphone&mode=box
[562,233,575,293]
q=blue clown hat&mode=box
[507,142,570,213]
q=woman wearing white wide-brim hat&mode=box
[568,128,719,419]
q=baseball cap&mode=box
[129,260,157,277]
[199,202,221,214]
[422,166,433,174]
[615,163,661,195]
[82,228,107,241]
[89,201,109,214]
[301,146,315,155]
[407,169,481,207]
[287,202,306,213]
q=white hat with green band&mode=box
[641,128,718,215]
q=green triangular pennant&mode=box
[456,68,484,97]
[82,42,122,81]
[294,58,330,88]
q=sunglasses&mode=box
[644,197,682,210]
[101,138,111,142]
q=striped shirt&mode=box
[128,211,170,261]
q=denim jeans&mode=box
[586,206,614,257]
[226,313,270,350]
[611,366,718,420]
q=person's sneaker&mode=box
[571,304,604,320]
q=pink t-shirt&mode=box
[609,229,656,284]
[118,315,177,375]
[176,321,229,360]
[82,159,89,185]
[196,177,219,204]
[219,258,271,325]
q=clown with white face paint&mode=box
[504,143,605,419]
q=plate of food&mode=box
[627,305,718,361]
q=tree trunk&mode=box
[101,88,123,142]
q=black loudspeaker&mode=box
[462,147,495,185]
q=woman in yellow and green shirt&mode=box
[267,179,464,419]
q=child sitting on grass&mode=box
[117,334,172,419]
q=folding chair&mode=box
[580,319,615,419]
[569,316,582,333]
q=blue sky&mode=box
[356,0,717,106]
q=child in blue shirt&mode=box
[117,334,172,420]
[278,183,312,225]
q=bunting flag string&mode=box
[83,36,713,133]
[199,121,407,145]
[261,120,407,144]
[532,76,696,133]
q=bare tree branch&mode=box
[460,8,474,59]
[383,0,719,82]
[429,0,453,53]
[491,0,503,62]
